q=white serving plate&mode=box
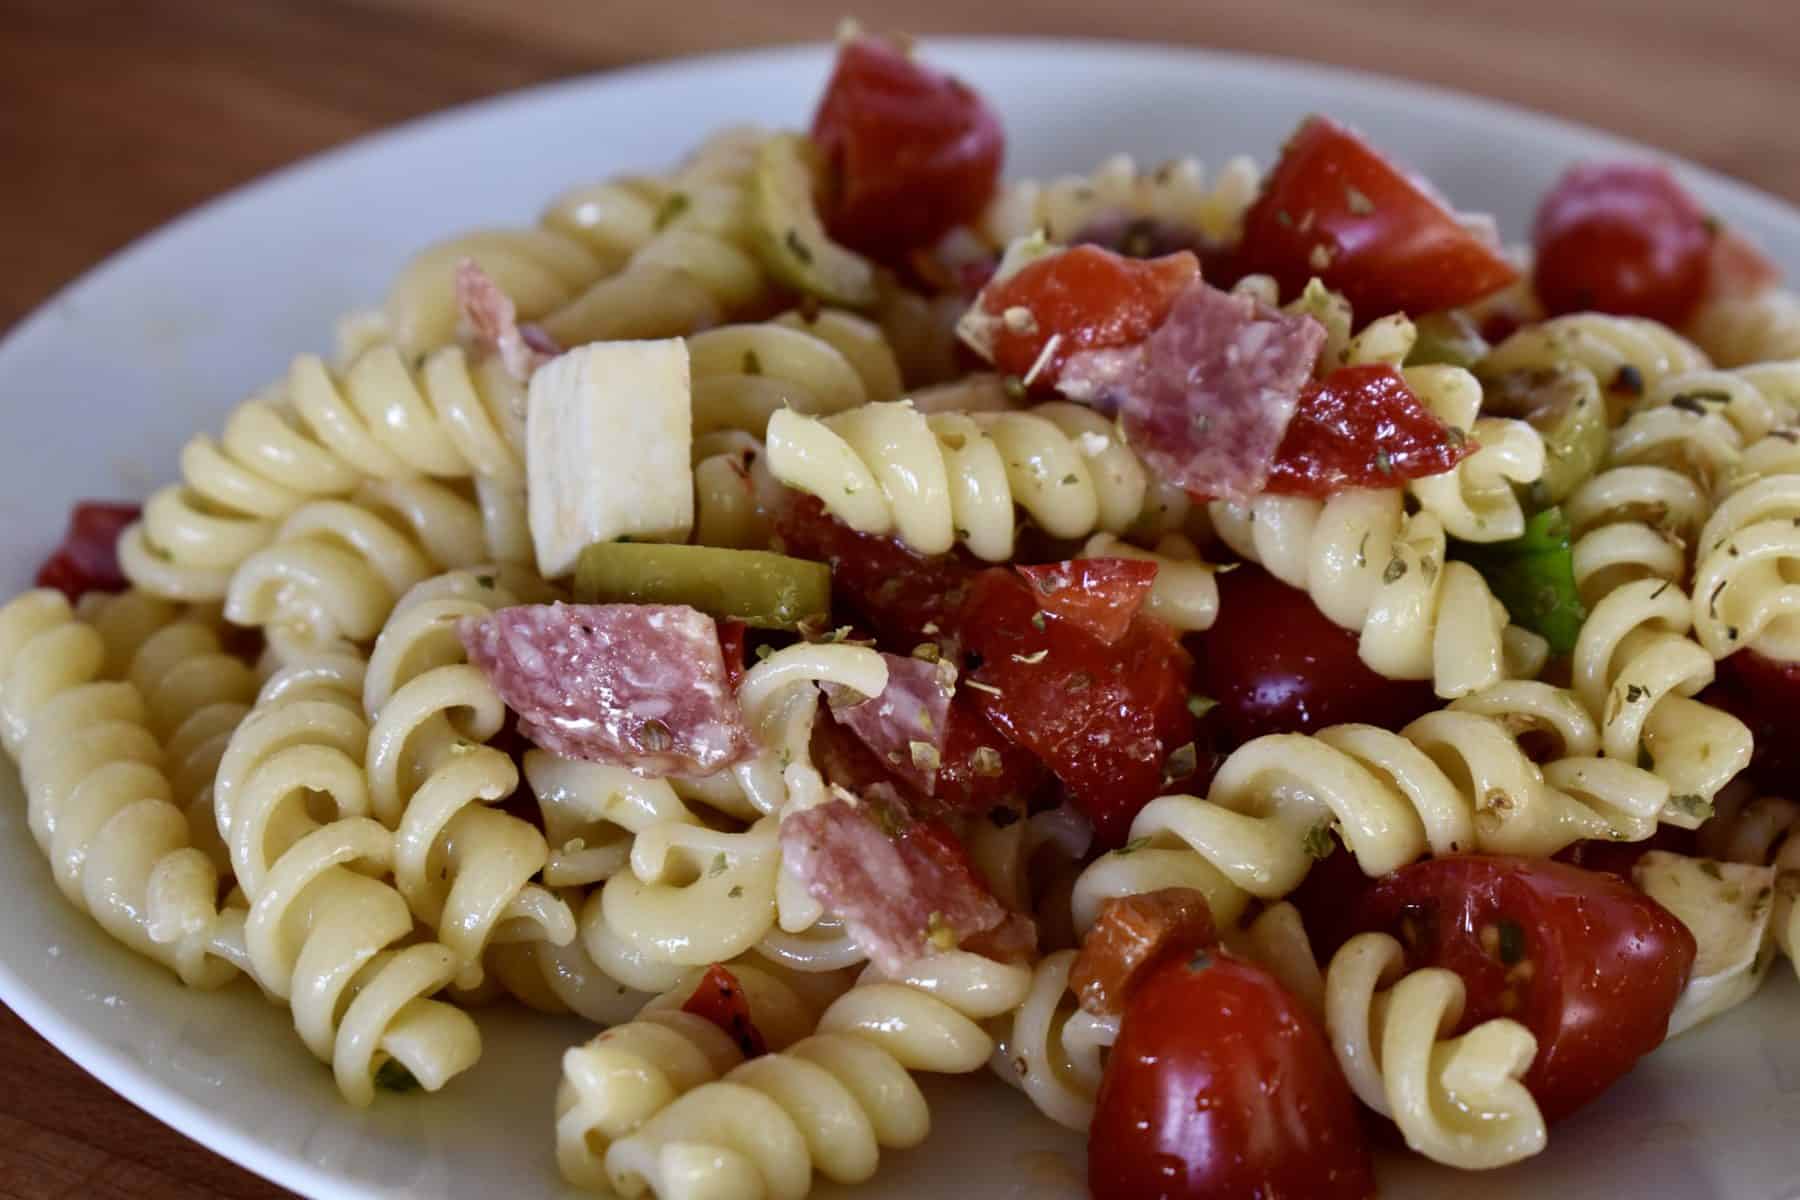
[3,38,1799,1200]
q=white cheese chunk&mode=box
[527,339,693,578]
[1633,850,1778,1039]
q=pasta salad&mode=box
[8,29,1800,1200]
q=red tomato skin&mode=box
[1354,855,1696,1123]
[34,501,140,601]
[716,619,749,691]
[1013,558,1158,644]
[680,964,767,1058]
[979,245,1199,382]
[1264,365,1473,497]
[775,493,976,651]
[1234,115,1519,317]
[962,568,1196,848]
[1199,565,1438,745]
[1090,950,1377,1200]
[1532,162,1713,324]
[811,36,1004,260]
[933,693,1051,813]
[1703,650,1800,789]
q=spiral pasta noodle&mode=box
[356,568,574,985]
[118,341,527,603]
[1073,706,1668,932]
[1688,394,1800,663]
[1210,489,1520,698]
[987,948,1117,1132]
[981,153,1260,249]
[689,310,904,437]
[564,951,1032,1198]
[202,634,485,1101]
[1687,289,1800,369]
[1326,931,1546,1169]
[769,398,1186,563]
[1482,314,1711,420]
[0,590,250,988]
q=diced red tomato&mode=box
[34,501,140,601]
[933,693,1051,813]
[680,964,767,1058]
[1261,364,1473,496]
[811,35,1004,261]
[1198,565,1438,745]
[1532,162,1714,324]
[961,567,1196,847]
[1071,888,1218,1017]
[1014,558,1158,644]
[1090,947,1376,1200]
[1234,115,1519,317]
[1703,650,1800,789]
[775,492,976,651]
[1351,855,1695,1123]
[976,245,1199,383]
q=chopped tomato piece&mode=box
[933,693,1051,813]
[1703,650,1800,789]
[681,964,767,1058]
[1532,162,1713,324]
[1235,115,1519,317]
[1014,558,1158,644]
[34,501,140,601]
[775,492,976,651]
[811,35,1004,261]
[1071,888,1217,1017]
[1090,948,1376,1200]
[1351,855,1695,1123]
[976,244,1199,384]
[1198,565,1437,744]
[962,567,1197,847]
[1263,364,1474,496]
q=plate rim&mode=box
[4,35,1799,1200]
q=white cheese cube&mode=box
[527,339,693,578]
[1633,850,1778,1038]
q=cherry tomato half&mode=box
[1352,855,1695,1123]
[1198,564,1437,744]
[811,35,1004,261]
[1234,115,1519,317]
[977,244,1199,383]
[1702,649,1800,789]
[1090,947,1377,1200]
[34,500,140,601]
[1532,162,1714,324]
[1265,364,1474,496]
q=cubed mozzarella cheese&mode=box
[527,339,693,577]
[1633,850,1778,1038]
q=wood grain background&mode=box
[3,0,1798,1194]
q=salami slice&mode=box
[454,258,559,381]
[826,651,956,795]
[780,791,1034,975]
[460,602,752,776]
[1107,281,1326,503]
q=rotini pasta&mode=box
[118,342,526,603]
[0,590,249,988]
[567,952,1031,1198]
[1687,289,1800,368]
[768,398,1185,562]
[1326,931,1546,1169]
[1698,788,1800,971]
[1482,314,1711,420]
[1210,489,1520,698]
[981,153,1260,249]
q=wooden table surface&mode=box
[3,0,1799,1195]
